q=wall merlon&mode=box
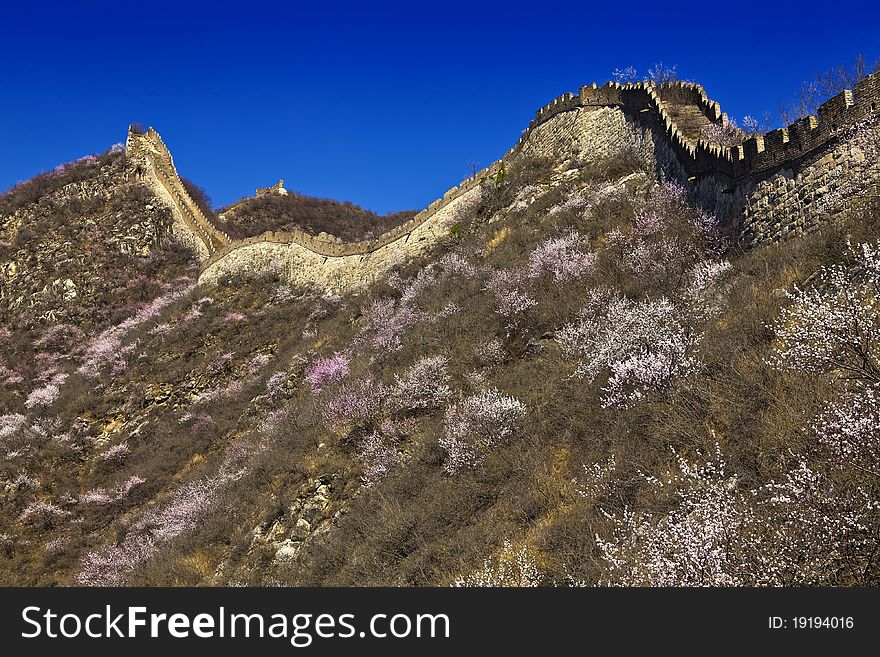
[817,91,852,128]
[763,128,789,153]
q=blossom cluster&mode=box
[77,475,219,585]
[320,377,387,430]
[78,280,194,378]
[441,389,525,473]
[24,373,68,409]
[527,231,596,283]
[699,119,749,146]
[356,432,400,487]
[305,352,350,394]
[485,267,536,320]
[601,180,718,288]
[388,356,452,412]
[557,293,700,407]
[360,297,425,352]
[771,240,880,382]
[596,444,879,586]
[813,384,880,473]
[19,501,67,528]
[453,541,542,587]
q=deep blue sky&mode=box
[2,1,878,214]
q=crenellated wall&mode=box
[128,71,880,290]
[125,128,230,260]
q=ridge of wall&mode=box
[132,71,880,285]
[125,128,230,260]
[199,81,732,270]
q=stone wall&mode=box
[740,117,879,244]
[125,129,230,261]
[256,180,288,196]
[133,71,880,291]
[198,187,480,291]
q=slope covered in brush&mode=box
[2,145,878,586]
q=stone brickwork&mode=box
[739,124,879,243]
[128,72,880,291]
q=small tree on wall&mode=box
[646,62,678,85]
[778,53,880,125]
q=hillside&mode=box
[216,192,417,242]
[1,73,879,587]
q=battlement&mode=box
[732,73,878,173]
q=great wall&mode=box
[124,73,880,292]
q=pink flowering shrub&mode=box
[321,377,387,430]
[527,231,596,283]
[100,443,130,462]
[11,471,40,492]
[260,408,291,436]
[246,353,273,373]
[548,191,589,217]
[117,476,146,497]
[266,371,286,392]
[77,476,218,585]
[700,118,749,146]
[4,369,24,386]
[25,373,67,409]
[180,307,202,322]
[0,414,27,441]
[388,356,452,412]
[557,293,699,407]
[684,259,733,314]
[441,389,526,473]
[305,352,350,394]
[81,475,145,505]
[78,280,194,378]
[485,267,536,320]
[772,240,880,382]
[398,266,438,305]
[191,412,215,432]
[757,461,878,585]
[602,333,698,407]
[596,444,879,586]
[473,339,505,366]
[813,384,880,474]
[438,252,479,279]
[453,540,542,587]
[360,297,425,352]
[34,323,83,350]
[77,430,259,585]
[19,501,67,529]
[602,180,723,290]
[356,432,400,487]
[44,536,69,555]
[81,489,114,505]
[77,535,158,586]
[193,379,243,405]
